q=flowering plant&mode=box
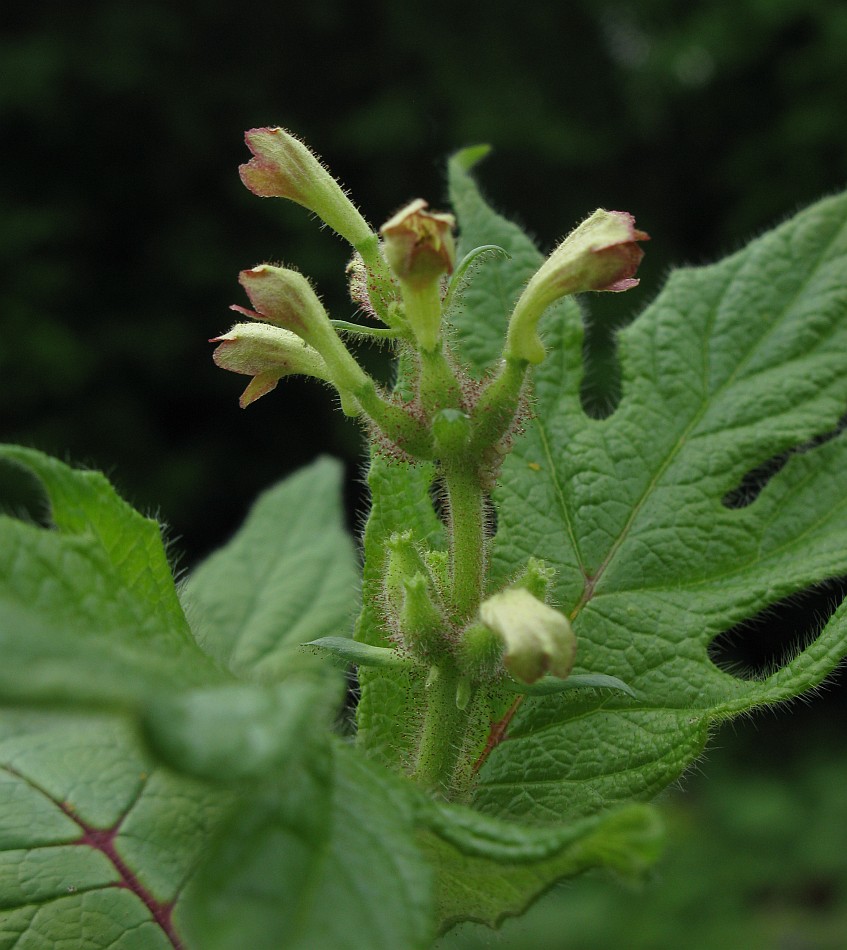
[1,129,846,948]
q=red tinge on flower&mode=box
[585,211,649,292]
[238,128,373,249]
[506,208,649,363]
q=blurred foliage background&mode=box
[2,1,846,946]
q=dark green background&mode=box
[3,2,847,945]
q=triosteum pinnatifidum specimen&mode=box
[211,127,847,933]
[2,127,847,949]
[214,128,651,800]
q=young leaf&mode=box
[181,740,434,950]
[0,711,232,949]
[0,446,226,706]
[180,456,357,686]
[449,162,847,824]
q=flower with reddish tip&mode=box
[239,127,374,250]
[211,323,340,408]
[478,588,576,684]
[381,199,456,290]
[505,209,649,364]
[380,199,456,350]
[232,264,369,396]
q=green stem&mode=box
[443,457,486,621]
[469,356,528,454]
[356,234,401,328]
[401,281,443,352]
[330,320,402,340]
[419,345,462,418]
[354,381,433,459]
[412,665,470,793]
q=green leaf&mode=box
[307,635,419,670]
[450,164,847,824]
[181,456,357,685]
[0,711,232,948]
[354,455,444,769]
[0,446,225,707]
[446,148,581,377]
[141,679,333,783]
[421,800,662,933]
[505,672,638,697]
[181,741,434,950]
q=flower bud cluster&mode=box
[380,531,575,691]
[214,130,647,754]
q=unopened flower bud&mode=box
[478,588,576,684]
[239,127,374,250]
[510,557,556,602]
[432,408,471,457]
[233,264,369,395]
[506,209,648,364]
[211,323,336,408]
[380,199,456,351]
[400,573,448,659]
[384,532,428,620]
[381,199,456,290]
[457,621,504,681]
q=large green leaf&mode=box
[181,456,357,685]
[0,711,232,949]
[0,446,225,706]
[448,158,847,824]
[181,740,434,950]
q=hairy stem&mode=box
[443,458,486,621]
[412,665,470,793]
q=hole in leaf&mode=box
[708,577,847,680]
[723,413,847,509]
[0,459,51,527]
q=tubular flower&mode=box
[381,199,456,290]
[211,323,338,408]
[506,209,649,363]
[232,264,369,395]
[239,127,374,250]
[380,199,456,351]
[478,588,576,684]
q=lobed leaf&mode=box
[448,161,847,825]
[180,456,357,687]
[422,800,662,933]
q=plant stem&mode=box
[443,457,486,621]
[412,665,470,793]
[469,356,527,454]
[419,345,462,418]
